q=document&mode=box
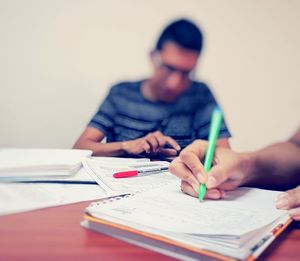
[83,158,177,196]
[0,148,92,181]
[83,182,291,260]
[0,155,170,216]
[0,180,106,216]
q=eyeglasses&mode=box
[152,52,195,80]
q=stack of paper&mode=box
[0,148,92,182]
[82,183,291,260]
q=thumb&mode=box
[206,165,229,189]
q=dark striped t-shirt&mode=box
[89,80,231,149]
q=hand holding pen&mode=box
[169,108,233,199]
[169,141,250,200]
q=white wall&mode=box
[0,0,299,151]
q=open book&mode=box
[82,181,292,260]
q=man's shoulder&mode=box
[189,81,211,93]
[185,81,213,99]
[109,80,141,95]
[178,81,216,108]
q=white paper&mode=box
[0,181,105,216]
[83,158,177,196]
[87,184,287,236]
[0,148,92,181]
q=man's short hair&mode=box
[155,18,203,53]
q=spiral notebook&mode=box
[81,181,292,260]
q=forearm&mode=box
[73,139,126,157]
[243,141,300,190]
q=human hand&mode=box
[276,185,300,221]
[169,140,251,199]
[121,131,181,156]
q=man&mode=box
[74,19,231,157]
[169,128,300,220]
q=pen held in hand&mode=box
[199,107,223,201]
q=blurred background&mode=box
[0,0,299,151]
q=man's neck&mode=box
[141,80,158,102]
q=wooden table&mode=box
[0,201,299,260]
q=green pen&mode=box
[198,107,223,201]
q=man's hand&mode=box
[276,185,300,221]
[169,140,251,199]
[121,131,181,156]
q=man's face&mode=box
[150,42,199,102]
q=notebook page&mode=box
[87,183,287,236]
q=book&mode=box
[0,148,92,182]
[82,181,292,260]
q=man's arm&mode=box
[73,127,181,157]
[244,129,300,190]
[73,127,126,156]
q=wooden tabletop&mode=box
[0,201,299,261]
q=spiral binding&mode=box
[89,193,132,208]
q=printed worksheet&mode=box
[83,158,177,196]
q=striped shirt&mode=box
[89,80,231,149]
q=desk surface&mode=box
[0,201,299,260]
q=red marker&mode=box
[113,167,168,178]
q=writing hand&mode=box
[169,140,251,199]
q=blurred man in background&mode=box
[74,18,231,157]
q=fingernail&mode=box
[276,198,289,209]
[206,190,221,199]
[190,181,199,193]
[192,184,199,194]
[176,146,181,151]
[196,173,205,183]
[207,176,217,188]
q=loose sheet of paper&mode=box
[83,158,177,196]
[88,183,286,236]
[0,181,105,216]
